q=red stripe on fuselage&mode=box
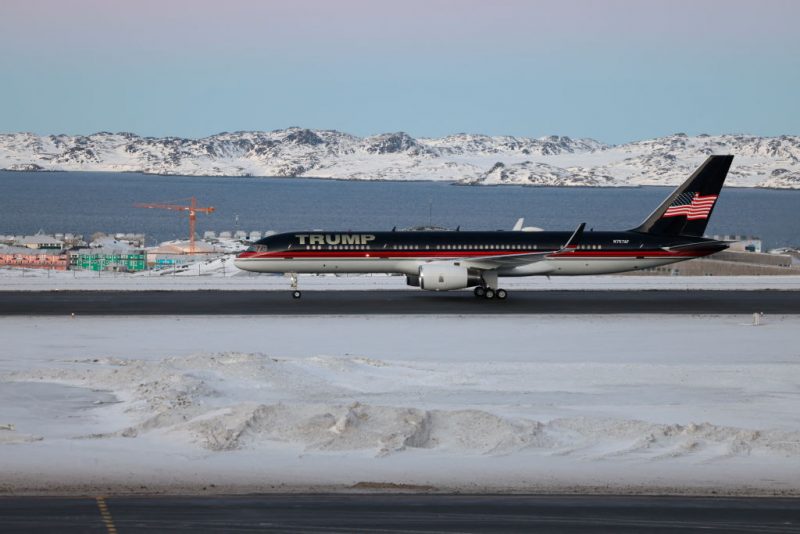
[237,249,707,260]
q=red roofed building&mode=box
[0,246,69,270]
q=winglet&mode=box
[563,222,585,250]
[512,218,524,231]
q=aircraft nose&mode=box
[233,251,254,270]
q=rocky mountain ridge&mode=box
[1,129,798,188]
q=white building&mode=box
[15,234,64,250]
[711,235,762,253]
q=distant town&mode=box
[0,230,256,273]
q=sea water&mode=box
[1,171,797,249]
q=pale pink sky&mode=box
[1,0,798,142]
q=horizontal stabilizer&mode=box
[661,240,730,252]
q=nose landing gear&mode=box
[289,273,301,299]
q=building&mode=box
[70,247,146,272]
[0,245,68,270]
[145,240,222,267]
[15,234,64,250]
[105,233,146,247]
[69,238,146,272]
[710,235,762,253]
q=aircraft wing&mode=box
[461,223,585,269]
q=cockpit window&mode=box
[247,244,268,252]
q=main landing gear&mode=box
[289,273,302,299]
[474,286,508,300]
[474,272,506,300]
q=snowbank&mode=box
[1,314,800,495]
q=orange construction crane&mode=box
[134,197,215,254]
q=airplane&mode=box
[235,155,733,299]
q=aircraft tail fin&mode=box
[631,155,733,237]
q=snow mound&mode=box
[546,417,800,461]
[182,402,431,454]
[6,351,800,461]
[0,428,42,444]
[179,404,800,458]
[179,403,555,455]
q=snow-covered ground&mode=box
[2,263,800,291]
[2,314,799,495]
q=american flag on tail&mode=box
[662,191,718,220]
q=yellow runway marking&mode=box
[95,497,118,534]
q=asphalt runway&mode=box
[0,290,799,315]
[2,494,799,533]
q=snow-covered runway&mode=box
[1,314,799,495]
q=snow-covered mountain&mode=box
[1,129,799,188]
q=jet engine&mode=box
[418,263,483,291]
